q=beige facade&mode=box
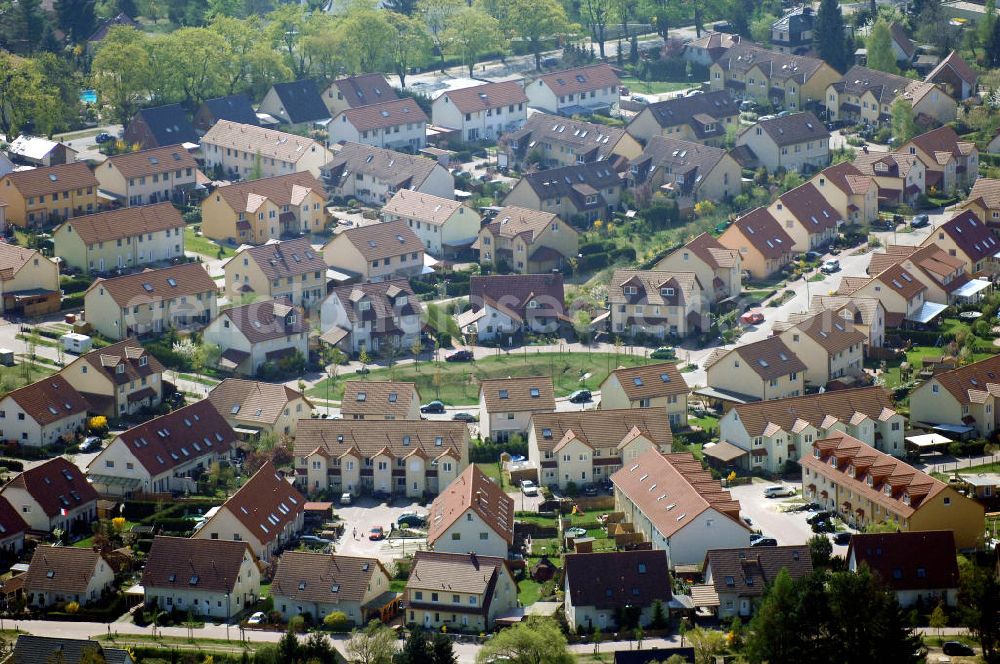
[705,352,803,402]
[26,551,114,608]
[0,246,59,310]
[779,328,864,387]
[709,53,839,111]
[404,553,518,632]
[654,235,742,304]
[736,124,829,173]
[201,179,327,245]
[52,206,185,275]
[598,372,688,429]
[477,209,579,274]
[381,191,482,258]
[502,175,622,223]
[200,121,332,179]
[1,484,95,533]
[811,167,879,225]
[95,148,198,207]
[59,341,163,418]
[0,166,100,228]
[223,242,327,310]
[322,222,425,283]
[193,499,303,563]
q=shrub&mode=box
[65,601,80,614]
[324,610,351,631]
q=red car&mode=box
[740,312,765,326]
[369,526,385,541]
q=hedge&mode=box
[580,240,615,255]
[470,439,528,463]
[61,293,85,310]
[578,252,610,272]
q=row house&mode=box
[810,162,879,226]
[655,233,741,304]
[778,309,866,388]
[625,90,741,147]
[200,121,332,179]
[709,43,840,111]
[499,113,641,170]
[329,98,428,152]
[526,63,620,116]
[826,65,956,127]
[476,206,579,274]
[322,142,454,206]
[432,80,529,143]
[96,145,198,207]
[201,172,327,244]
[503,161,624,223]
[598,362,689,429]
[223,237,327,310]
[60,339,163,418]
[0,163,99,228]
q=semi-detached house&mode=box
[826,65,956,127]
[0,457,98,534]
[503,161,624,223]
[223,237,327,310]
[0,243,60,315]
[458,273,568,343]
[95,144,198,207]
[628,137,741,213]
[271,552,396,624]
[433,80,528,143]
[340,380,421,421]
[900,126,978,194]
[767,181,841,253]
[404,551,518,631]
[478,376,556,443]
[909,354,1000,438]
[607,269,707,340]
[321,74,399,117]
[0,163,99,228]
[922,210,1000,276]
[322,142,455,206]
[694,545,812,618]
[777,309,866,388]
[598,363,689,429]
[322,219,424,283]
[719,207,795,279]
[563,550,672,632]
[206,378,312,439]
[853,151,926,208]
[655,233,741,304]
[59,339,164,418]
[200,121,332,179]
[499,113,641,171]
[23,546,113,609]
[258,80,331,131]
[381,189,481,258]
[735,112,830,174]
[526,64,620,116]
[329,98,428,152]
[0,376,89,448]
[201,172,327,244]
[810,162,879,226]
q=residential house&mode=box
[322,219,424,282]
[271,552,396,624]
[709,43,840,110]
[87,400,237,497]
[528,408,672,489]
[847,531,959,607]
[853,243,976,317]
[11,636,132,664]
[193,94,259,134]
[202,172,328,244]
[801,432,984,548]
[900,126,978,194]
[193,462,305,561]
[889,22,917,65]
[0,457,98,534]
[826,65,956,127]
[223,237,327,309]
[459,273,567,342]
[478,376,556,443]
[526,64,620,116]
[682,31,740,66]
[142,536,260,618]
[0,163,99,228]
[960,177,1000,230]
[628,137,742,212]
[200,121,332,179]
[498,113,641,170]
[564,550,671,632]
[0,152,13,179]
[852,150,926,208]
[293,419,470,497]
[59,339,164,418]
[321,142,454,205]
[404,551,518,631]
[598,363,690,429]
[767,182,842,252]
[426,464,514,558]
[607,269,707,339]
[610,449,751,566]
[695,546,812,618]
[123,104,198,149]
[203,300,308,377]
[83,263,218,341]
[258,80,331,131]
[476,206,579,273]
[0,376,89,448]
[654,233,741,304]
[0,242,60,315]
[340,381,421,421]
[53,203,185,275]
[23,546,113,608]
[95,145,198,207]
[838,260,934,328]
[778,309,866,388]
[86,11,139,48]
[7,135,76,167]
[625,90,741,147]
[810,162,879,226]
[433,81,529,143]
[718,207,795,279]
[772,295,886,351]
[922,210,1000,275]
[718,386,906,473]
[329,98,427,152]
[318,279,422,354]
[909,355,1000,437]
[381,190,481,258]
[770,5,814,54]
[735,112,830,173]
[0,497,28,558]
[321,74,399,117]
[207,378,313,438]
[926,51,977,100]
[503,161,624,223]
[704,336,806,404]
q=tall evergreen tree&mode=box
[866,19,900,74]
[814,0,850,73]
[431,632,457,664]
[55,0,96,44]
[397,629,431,664]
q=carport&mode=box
[906,302,948,325]
[905,432,952,455]
[702,441,749,472]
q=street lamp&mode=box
[225,587,230,641]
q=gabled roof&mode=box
[815,161,872,196]
[338,98,427,133]
[407,551,508,596]
[729,386,897,438]
[516,161,622,210]
[104,144,197,179]
[340,381,418,419]
[479,376,555,413]
[272,552,390,604]
[213,172,324,214]
[2,457,98,518]
[59,202,184,245]
[131,104,198,145]
[293,419,468,463]
[847,531,959,590]
[565,550,671,609]
[531,408,672,454]
[230,237,326,280]
[2,376,89,426]
[875,262,929,300]
[207,378,309,426]
[904,126,976,163]
[704,545,812,597]
[142,536,251,593]
[334,218,423,262]
[484,206,561,242]
[716,43,827,84]
[630,137,728,190]
[427,465,514,546]
[889,22,916,60]
[323,142,441,191]
[607,362,689,400]
[926,50,977,88]
[198,95,259,127]
[936,210,1000,263]
[75,339,163,387]
[852,151,921,179]
[787,309,867,354]
[469,273,566,324]
[210,462,304,543]
[927,354,1000,405]
[2,163,98,198]
[382,190,468,227]
[12,635,130,664]
[218,300,306,344]
[727,207,793,259]
[966,177,1000,211]
[268,80,330,124]
[503,113,628,161]
[685,30,740,54]
[607,269,702,307]
[442,81,528,113]
[0,243,51,283]
[707,336,806,382]
[537,63,620,96]
[326,74,399,109]
[24,546,107,594]
[201,121,328,165]
[636,90,740,131]
[108,399,236,475]
[7,135,66,161]
[833,65,920,106]
[325,279,420,330]
[749,112,828,147]
[0,496,28,539]
[672,233,739,270]
[774,182,841,233]
[86,262,216,306]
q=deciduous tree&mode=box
[444,6,501,77]
[475,617,573,664]
[506,0,578,70]
[419,0,463,71]
[345,621,397,664]
[866,18,899,74]
[91,25,153,125]
[386,12,432,87]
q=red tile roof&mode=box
[538,64,620,96]
[3,376,90,426]
[848,530,958,591]
[427,465,514,546]
[0,496,28,539]
[211,462,304,544]
[3,457,98,518]
[442,81,528,114]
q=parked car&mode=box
[340,492,352,505]
[740,312,765,326]
[94,132,113,144]
[452,412,477,422]
[80,436,103,453]
[246,611,266,625]
[420,400,445,414]
[541,57,559,67]
[749,533,765,543]
[520,480,539,496]
[369,526,385,541]
[942,642,975,656]
[397,512,427,528]
[806,511,833,525]
[568,389,592,404]
[650,346,676,360]
[811,520,836,533]
[910,213,930,229]
[832,532,852,546]
[583,484,599,497]
[445,350,474,362]
[355,367,370,375]
[750,537,778,547]
[565,527,587,538]
[820,259,840,274]
[763,485,796,498]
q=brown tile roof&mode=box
[104,144,197,179]
[86,262,216,307]
[791,309,868,354]
[809,295,882,328]
[4,376,90,426]
[339,98,428,133]
[382,190,468,227]
[834,65,920,106]
[687,30,740,52]
[852,151,921,179]
[340,381,418,419]
[630,137,729,191]
[801,432,947,518]
[335,219,423,262]
[210,462,304,543]
[847,531,959,590]
[716,43,827,84]
[213,172,324,214]
[926,50,977,87]
[816,162,873,196]
[704,545,812,597]
[537,64,620,96]
[232,237,326,281]
[327,74,399,109]
[607,269,703,308]
[469,274,567,325]
[564,550,671,610]
[751,112,828,147]
[272,552,390,604]
[61,202,184,245]
[407,550,508,596]
[774,182,841,233]
[926,354,1000,405]
[75,339,164,387]
[3,163,98,199]
[201,121,329,165]
[323,143,442,191]
[727,207,794,259]
[637,90,740,133]
[682,233,739,269]
[503,113,628,162]
[142,536,251,593]
[708,336,806,381]
[868,244,920,275]
[610,449,746,537]
[889,22,916,59]
[966,177,1000,210]
[208,378,309,426]
[2,457,97,518]
[837,276,872,295]
[294,419,468,463]
[937,210,1000,263]
[442,81,528,114]
[0,244,51,282]
[905,126,976,163]
[24,546,107,594]
[0,496,28,539]
[531,408,672,454]
[730,386,897,438]
[875,263,928,300]
[325,279,420,330]
[607,362,689,400]
[427,465,514,546]
[485,206,560,241]
[107,400,236,475]
[479,376,555,413]
[517,162,623,208]
[218,300,306,344]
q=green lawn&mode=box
[185,226,235,259]
[0,362,57,391]
[875,343,993,390]
[619,77,692,95]
[475,462,505,488]
[309,352,661,405]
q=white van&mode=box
[763,485,795,498]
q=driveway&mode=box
[333,496,429,563]
[729,481,816,546]
[870,207,950,247]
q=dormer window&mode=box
[139,356,148,367]
[527,300,538,309]
[116,365,124,374]
[847,465,855,478]
[624,285,637,295]
[884,484,892,495]
[660,287,675,297]
[901,492,910,505]
[866,475,873,487]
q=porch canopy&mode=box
[905,432,952,450]
[906,302,948,324]
[952,278,991,299]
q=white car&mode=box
[763,485,796,498]
[340,492,352,505]
[247,611,266,625]
[520,480,538,496]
